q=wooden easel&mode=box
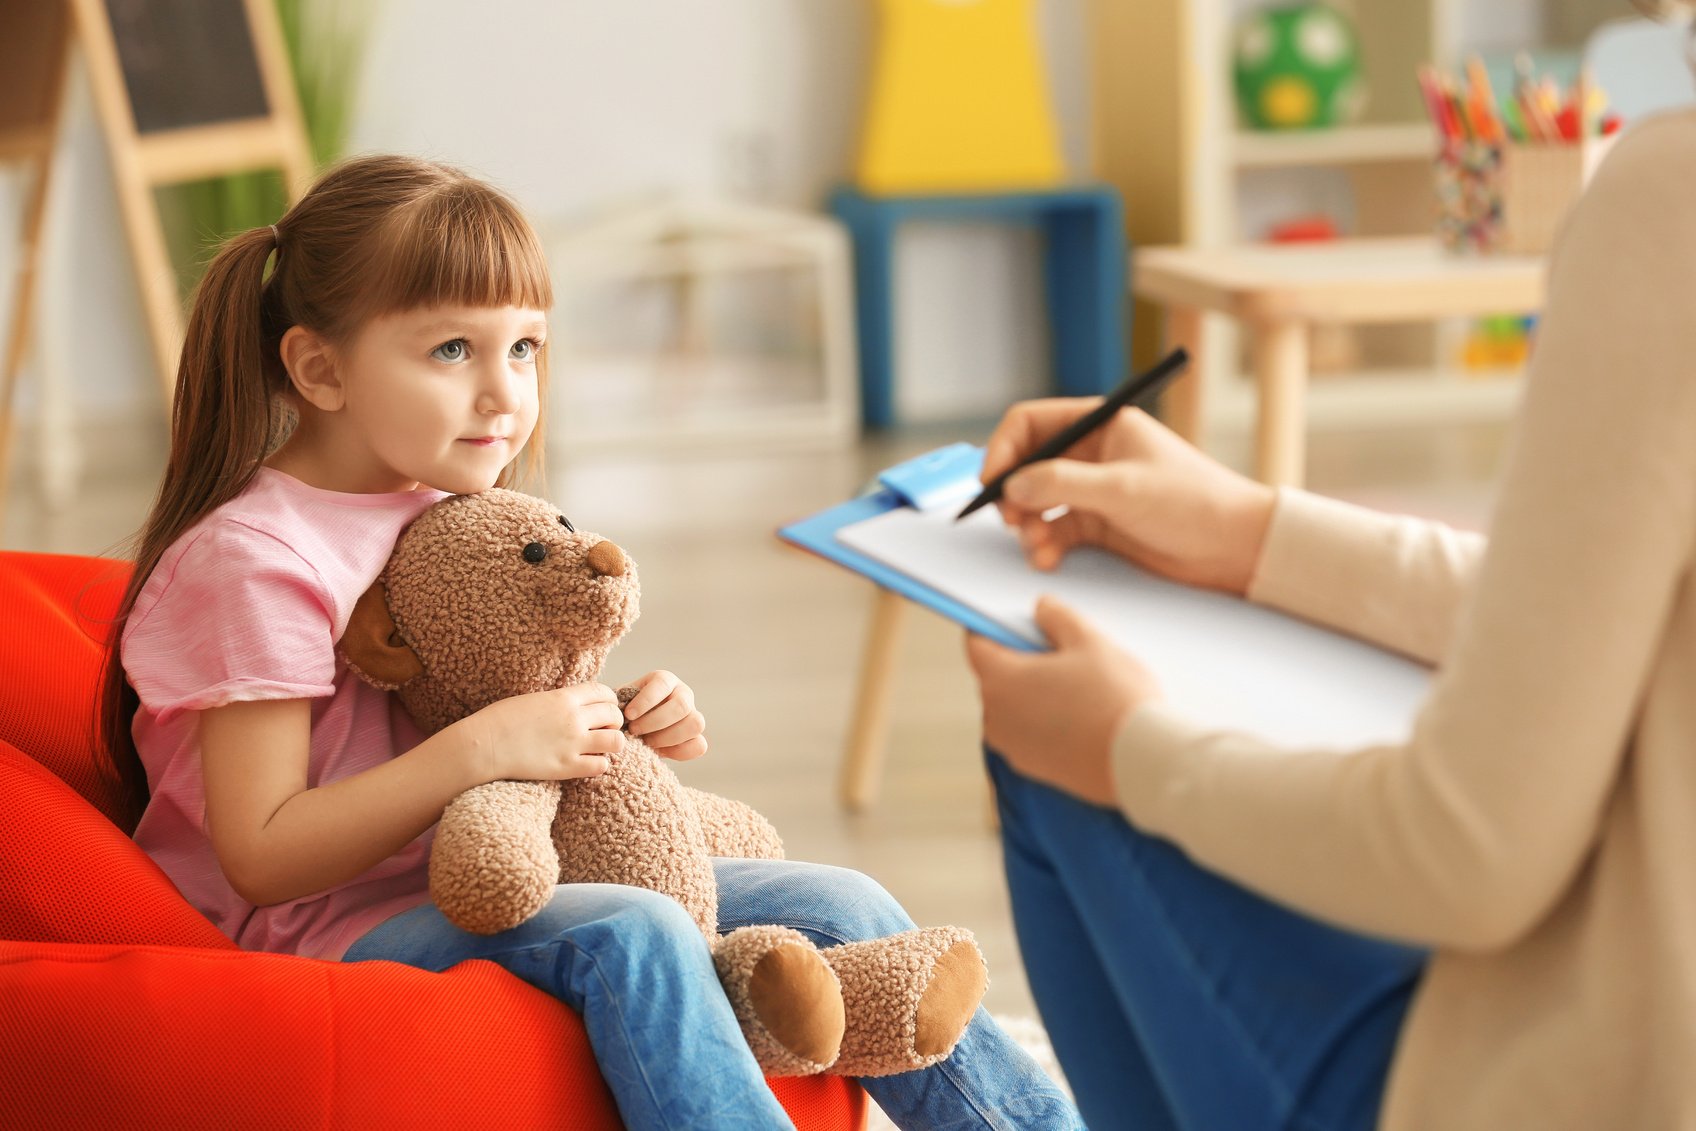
[0,2,73,512]
[0,0,314,516]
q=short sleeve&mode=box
[122,520,339,723]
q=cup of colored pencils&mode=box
[1420,57,1621,255]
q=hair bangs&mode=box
[360,183,554,319]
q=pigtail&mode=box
[92,226,286,831]
[166,226,289,514]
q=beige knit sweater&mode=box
[1110,109,1696,1129]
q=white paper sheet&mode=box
[836,502,1432,749]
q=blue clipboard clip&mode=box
[777,443,1042,653]
[874,443,985,511]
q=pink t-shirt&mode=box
[122,467,452,960]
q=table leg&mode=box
[839,588,909,812]
[1160,306,1206,443]
[1250,318,1309,487]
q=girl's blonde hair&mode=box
[94,154,553,828]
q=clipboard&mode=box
[778,443,1038,653]
[779,443,1433,751]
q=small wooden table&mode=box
[1136,236,1547,486]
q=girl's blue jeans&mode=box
[343,857,1081,1131]
[985,748,1428,1131]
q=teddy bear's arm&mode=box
[685,787,785,861]
[431,779,565,934]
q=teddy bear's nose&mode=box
[586,539,628,578]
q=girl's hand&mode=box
[465,682,625,783]
[623,670,708,761]
[964,596,1160,807]
[984,400,1277,596]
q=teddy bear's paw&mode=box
[714,925,844,1076]
[429,780,563,935]
[818,926,987,1078]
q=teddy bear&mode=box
[337,489,988,1078]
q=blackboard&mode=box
[0,0,70,138]
[103,0,270,134]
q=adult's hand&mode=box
[983,400,1277,595]
[964,596,1160,808]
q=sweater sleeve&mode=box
[1246,488,1486,667]
[1110,116,1696,950]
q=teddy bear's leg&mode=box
[713,925,845,1077]
[684,787,785,861]
[429,780,564,935]
[817,926,987,1078]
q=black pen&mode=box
[954,347,1191,522]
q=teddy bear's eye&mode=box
[558,515,575,532]
[522,542,547,564]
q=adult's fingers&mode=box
[982,398,1107,486]
[1032,595,1098,650]
[964,630,1027,682]
[1004,458,1138,518]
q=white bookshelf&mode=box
[1229,122,1439,169]
[1089,0,1622,437]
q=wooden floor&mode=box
[1,407,1508,1020]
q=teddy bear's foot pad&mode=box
[821,926,987,1078]
[715,925,844,1076]
[914,937,989,1057]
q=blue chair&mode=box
[829,186,1131,429]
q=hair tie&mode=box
[268,224,280,249]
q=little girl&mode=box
[100,154,1078,1131]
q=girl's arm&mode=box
[200,699,476,906]
[200,683,624,907]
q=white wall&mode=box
[10,0,1092,432]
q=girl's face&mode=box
[338,303,545,494]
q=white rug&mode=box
[863,1014,1072,1131]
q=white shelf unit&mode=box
[1089,0,1624,441]
[1229,122,1439,169]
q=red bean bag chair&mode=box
[0,550,866,1130]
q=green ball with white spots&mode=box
[1232,4,1365,130]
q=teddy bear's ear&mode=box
[339,581,425,690]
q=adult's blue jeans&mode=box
[344,857,1081,1131]
[984,748,1428,1131]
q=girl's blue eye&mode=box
[431,339,467,363]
